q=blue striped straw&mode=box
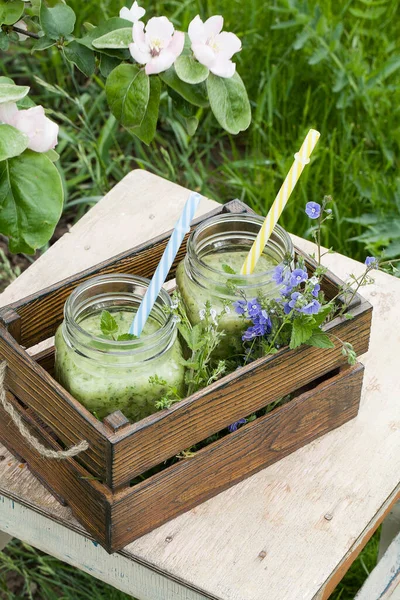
[129,192,201,337]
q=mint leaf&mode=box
[289,317,315,349]
[306,331,335,349]
[222,263,236,274]
[117,333,137,341]
[100,310,118,337]
[313,302,334,327]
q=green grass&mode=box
[0,530,380,599]
[1,0,399,260]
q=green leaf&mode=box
[40,1,76,40]
[0,32,9,51]
[106,64,150,128]
[174,55,209,84]
[32,34,57,51]
[77,17,131,58]
[306,331,335,349]
[117,333,137,341]
[349,6,387,19]
[222,263,236,274]
[313,302,334,326]
[0,151,63,253]
[93,27,132,50]
[185,116,198,136]
[0,125,28,161]
[63,41,95,77]
[128,75,160,144]
[0,77,14,86]
[100,310,118,337]
[206,72,251,135]
[289,317,315,349]
[99,54,120,78]
[0,0,24,25]
[43,148,59,162]
[0,83,29,104]
[160,66,209,108]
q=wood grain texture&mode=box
[0,364,364,553]
[0,391,112,548]
[0,326,109,479]
[0,171,398,600]
[0,494,212,600]
[109,364,363,550]
[110,304,370,487]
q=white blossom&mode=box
[188,15,241,78]
[129,17,184,75]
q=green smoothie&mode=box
[176,250,278,356]
[55,310,184,422]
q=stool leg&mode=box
[0,531,12,551]
[378,500,400,560]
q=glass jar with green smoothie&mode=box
[175,213,294,356]
[55,274,185,423]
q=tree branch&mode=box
[11,26,40,40]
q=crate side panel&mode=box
[111,307,371,487]
[0,328,109,479]
[0,394,111,548]
[109,364,364,551]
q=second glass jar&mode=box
[175,212,294,356]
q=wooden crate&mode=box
[0,200,372,552]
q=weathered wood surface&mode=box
[356,531,400,599]
[0,170,399,599]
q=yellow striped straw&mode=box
[240,129,320,275]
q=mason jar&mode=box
[175,212,294,356]
[55,274,185,423]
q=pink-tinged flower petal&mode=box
[210,57,236,78]
[13,106,59,153]
[167,30,185,58]
[215,31,241,59]
[203,15,223,38]
[145,50,176,74]
[132,21,147,52]
[0,102,18,125]
[129,42,150,64]
[15,20,28,41]
[145,16,174,46]
[188,15,206,44]
[192,42,216,69]
[120,1,145,23]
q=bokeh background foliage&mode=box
[0,0,398,597]
[2,0,400,261]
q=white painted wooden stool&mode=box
[0,171,399,600]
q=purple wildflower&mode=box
[312,283,320,298]
[247,299,262,318]
[228,418,247,433]
[290,268,308,287]
[305,201,321,219]
[242,326,258,341]
[272,264,285,285]
[365,256,379,269]
[234,299,247,315]
[300,299,321,315]
[283,292,302,315]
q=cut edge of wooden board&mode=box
[315,483,400,600]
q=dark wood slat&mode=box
[110,364,364,551]
[0,326,110,479]
[0,308,21,344]
[0,391,112,548]
[110,302,372,487]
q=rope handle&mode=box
[0,362,89,460]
